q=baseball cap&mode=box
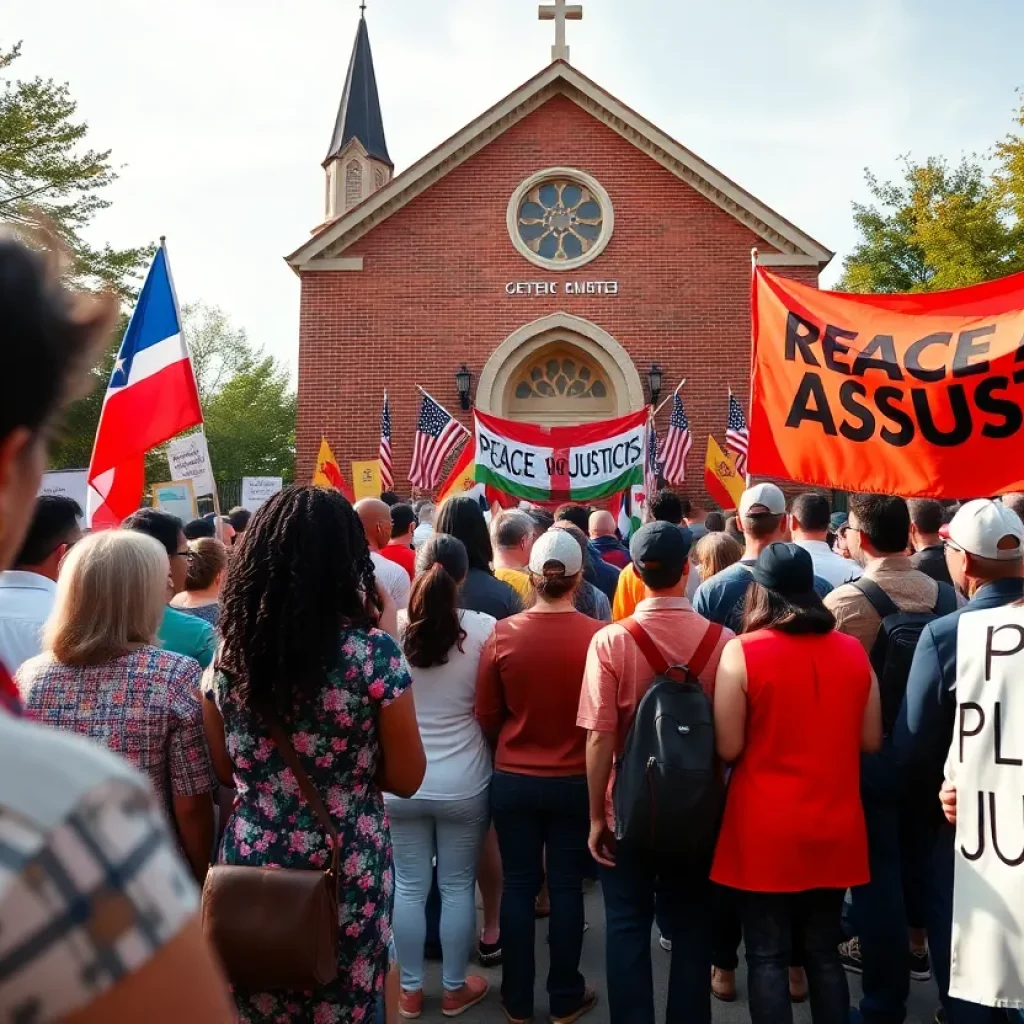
[529,529,583,576]
[829,511,849,532]
[630,521,693,573]
[749,542,817,601]
[941,499,1024,561]
[739,482,786,518]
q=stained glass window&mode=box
[516,178,604,264]
[512,352,609,400]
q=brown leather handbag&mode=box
[201,716,340,991]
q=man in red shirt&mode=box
[380,503,417,580]
[579,521,732,1024]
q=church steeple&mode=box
[323,9,392,220]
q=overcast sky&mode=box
[6,0,1022,373]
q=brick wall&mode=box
[296,93,823,502]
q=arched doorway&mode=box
[476,313,644,427]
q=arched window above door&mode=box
[506,343,615,423]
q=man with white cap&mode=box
[892,499,1024,1024]
[694,483,832,635]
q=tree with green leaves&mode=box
[839,101,1024,293]
[0,41,149,296]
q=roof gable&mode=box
[289,60,831,271]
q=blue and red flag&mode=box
[87,244,203,527]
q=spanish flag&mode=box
[704,434,745,511]
[312,436,354,501]
[436,440,477,505]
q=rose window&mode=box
[516,180,604,263]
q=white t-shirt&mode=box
[390,609,495,802]
[371,550,410,610]
[0,571,56,672]
[794,539,862,589]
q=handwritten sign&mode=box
[38,469,89,512]
[240,476,283,514]
[167,431,215,498]
[351,460,382,502]
[949,604,1024,1008]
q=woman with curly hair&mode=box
[203,485,426,1023]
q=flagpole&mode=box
[414,383,471,435]
[653,378,686,418]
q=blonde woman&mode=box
[171,536,228,626]
[693,531,743,584]
[17,530,216,883]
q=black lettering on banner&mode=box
[961,790,985,861]
[876,387,915,446]
[823,324,856,374]
[628,437,642,463]
[986,623,1024,681]
[905,332,952,383]
[995,701,1023,766]
[976,377,1024,440]
[912,385,972,446]
[785,312,821,365]
[960,701,985,762]
[838,380,876,441]
[952,326,995,379]
[784,373,837,435]
[989,791,1024,867]
[1015,331,1024,385]
[852,334,904,381]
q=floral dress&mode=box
[212,627,411,1023]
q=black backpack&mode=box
[611,618,725,863]
[852,577,957,734]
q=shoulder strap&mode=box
[265,714,340,877]
[933,581,958,617]
[852,577,900,620]
[620,618,669,676]
[687,622,725,679]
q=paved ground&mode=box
[414,885,939,1022]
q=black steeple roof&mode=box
[326,13,392,167]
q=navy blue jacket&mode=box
[585,541,621,601]
[891,577,1024,802]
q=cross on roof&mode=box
[538,0,582,63]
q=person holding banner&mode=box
[893,500,1024,1024]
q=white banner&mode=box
[167,431,215,499]
[39,469,89,512]
[948,604,1024,1009]
[240,476,282,513]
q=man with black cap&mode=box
[893,499,1024,1024]
[578,521,732,1024]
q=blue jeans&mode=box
[741,888,848,1024]
[387,791,489,991]
[490,771,590,1020]
[851,767,910,1024]
[599,842,711,1024]
[923,824,1007,1024]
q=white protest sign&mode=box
[240,476,282,513]
[949,604,1024,1009]
[167,431,216,498]
[38,469,89,513]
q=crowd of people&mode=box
[2,231,1024,1024]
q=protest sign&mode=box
[240,476,282,513]
[151,480,197,522]
[167,431,216,498]
[949,604,1024,1008]
[38,469,89,512]
[473,409,646,503]
[749,266,1024,497]
[351,460,382,501]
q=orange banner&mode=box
[750,268,1024,498]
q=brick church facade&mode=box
[288,12,832,497]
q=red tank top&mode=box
[711,629,870,892]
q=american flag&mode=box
[644,415,661,500]
[378,391,394,490]
[659,392,692,485]
[726,392,750,477]
[409,390,467,491]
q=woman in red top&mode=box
[475,529,602,1024]
[712,542,881,1024]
